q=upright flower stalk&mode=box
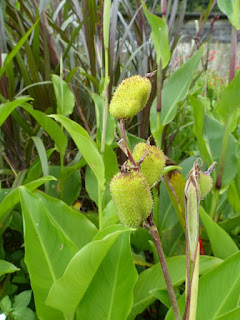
[184,159,216,320]
[184,159,201,320]
[109,74,181,320]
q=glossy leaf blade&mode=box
[142,1,170,68]
[35,191,98,249]
[189,95,212,165]
[128,255,222,319]
[161,47,203,125]
[0,97,32,126]
[216,71,240,121]
[0,176,56,227]
[85,144,118,206]
[92,93,115,145]
[52,74,75,116]
[203,115,238,187]
[22,104,68,160]
[214,307,240,320]
[166,252,240,319]
[199,207,238,259]
[217,0,240,30]
[197,251,240,319]
[76,232,138,320]
[20,188,97,319]
[51,115,105,187]
[46,229,131,318]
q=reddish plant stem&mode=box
[146,214,182,320]
[157,59,162,112]
[119,119,138,167]
[161,0,167,17]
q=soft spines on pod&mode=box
[110,170,153,228]
[199,171,213,199]
[109,75,151,119]
[132,142,165,187]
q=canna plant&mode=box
[109,73,217,320]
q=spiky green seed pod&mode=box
[109,75,151,119]
[132,142,165,187]
[199,171,213,199]
[110,170,153,228]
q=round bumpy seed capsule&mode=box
[199,171,213,199]
[109,75,151,119]
[110,170,153,228]
[132,142,165,187]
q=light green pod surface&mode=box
[132,142,165,187]
[199,171,213,199]
[110,170,153,228]
[109,75,151,119]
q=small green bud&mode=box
[109,75,151,119]
[199,171,213,199]
[132,142,165,187]
[110,170,153,228]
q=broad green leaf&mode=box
[92,93,115,145]
[164,171,186,229]
[179,155,199,179]
[93,224,128,241]
[161,47,203,125]
[76,232,138,320]
[35,191,98,249]
[52,75,75,116]
[189,95,212,165]
[0,260,19,276]
[20,188,97,320]
[46,229,131,319]
[214,307,240,320]
[47,166,81,205]
[128,255,222,320]
[161,223,185,257]
[126,132,145,151]
[102,200,119,228]
[199,207,238,259]
[217,0,240,30]
[22,104,68,160]
[203,115,238,187]
[215,71,240,126]
[85,144,118,206]
[0,18,40,78]
[0,97,32,126]
[0,176,56,228]
[156,178,179,233]
[50,115,105,188]
[219,214,240,232]
[197,251,240,319]
[227,181,240,212]
[142,1,170,68]
[150,289,171,308]
[166,252,240,319]
[132,252,153,268]
[130,228,152,253]
[150,97,163,146]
